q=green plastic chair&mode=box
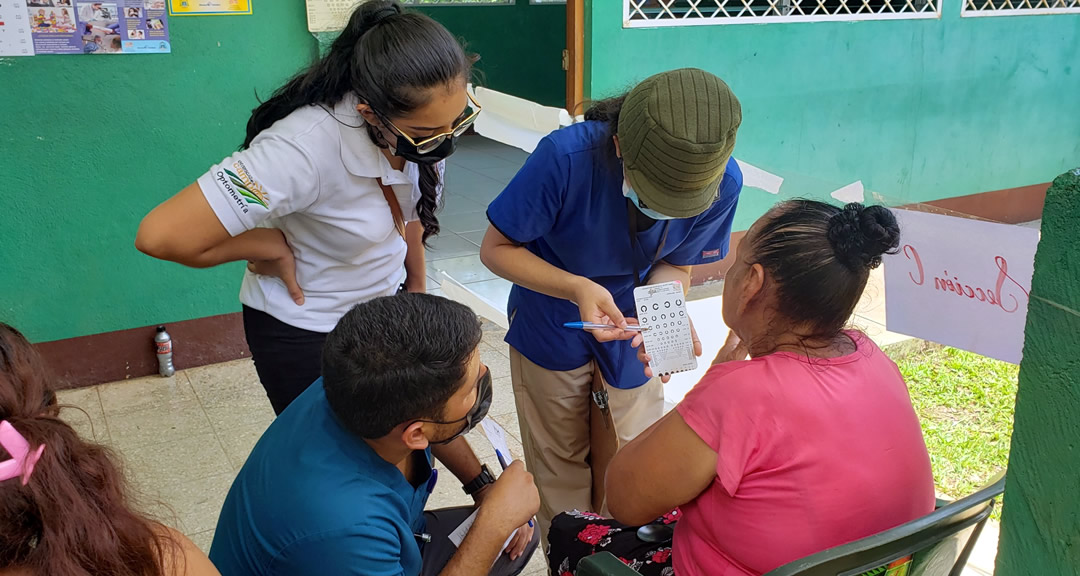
[577,472,1004,576]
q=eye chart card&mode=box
[634,281,697,376]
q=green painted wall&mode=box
[0,3,315,343]
[0,2,564,344]
[585,2,1080,231]
[419,1,565,108]
[996,168,1080,575]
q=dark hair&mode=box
[0,323,181,576]
[242,0,472,244]
[583,95,625,134]
[747,200,901,339]
[583,94,626,167]
[322,293,483,439]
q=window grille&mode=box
[624,0,940,26]
[962,0,1080,16]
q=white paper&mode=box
[438,271,510,330]
[468,85,573,153]
[634,282,698,376]
[447,509,518,562]
[735,159,784,195]
[0,1,36,56]
[830,180,866,203]
[305,0,364,33]
[480,418,512,466]
[883,209,1039,364]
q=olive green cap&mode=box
[618,68,742,218]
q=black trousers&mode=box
[421,507,540,576]
[242,306,328,415]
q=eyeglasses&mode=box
[378,91,482,155]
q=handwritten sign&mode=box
[883,209,1039,364]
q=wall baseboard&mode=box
[36,312,248,390]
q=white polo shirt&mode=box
[197,94,443,333]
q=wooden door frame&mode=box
[565,0,585,115]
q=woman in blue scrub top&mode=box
[480,68,744,540]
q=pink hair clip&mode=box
[0,420,46,486]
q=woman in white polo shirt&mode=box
[135,1,479,414]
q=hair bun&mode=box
[354,1,402,36]
[827,203,901,270]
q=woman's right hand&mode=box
[571,278,635,343]
[476,460,539,538]
[245,228,305,306]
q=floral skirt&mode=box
[548,509,681,576]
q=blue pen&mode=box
[564,322,645,332]
[496,449,535,528]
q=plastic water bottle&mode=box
[155,326,175,377]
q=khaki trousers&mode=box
[508,347,665,548]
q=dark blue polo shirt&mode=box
[210,379,433,576]
[486,121,742,389]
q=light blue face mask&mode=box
[623,181,676,220]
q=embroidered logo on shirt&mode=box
[702,249,721,258]
[224,160,269,209]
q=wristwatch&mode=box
[462,465,496,495]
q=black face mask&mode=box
[426,369,493,446]
[392,133,458,165]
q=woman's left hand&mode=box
[631,316,702,383]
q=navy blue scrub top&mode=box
[486,121,742,389]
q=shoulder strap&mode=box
[377,178,407,240]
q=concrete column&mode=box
[996,168,1080,575]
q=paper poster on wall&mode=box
[0,1,37,56]
[24,1,170,55]
[883,209,1040,364]
[306,0,363,33]
[169,0,251,15]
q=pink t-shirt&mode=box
[673,332,935,576]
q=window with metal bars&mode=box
[624,0,940,25]
[961,0,1080,16]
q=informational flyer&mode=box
[0,1,36,56]
[170,0,251,15]
[25,1,170,55]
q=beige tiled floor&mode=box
[55,313,999,575]
[54,321,550,576]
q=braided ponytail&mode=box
[416,163,442,241]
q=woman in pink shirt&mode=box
[547,200,935,576]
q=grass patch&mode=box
[887,342,1016,514]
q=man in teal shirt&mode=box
[210,294,540,576]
